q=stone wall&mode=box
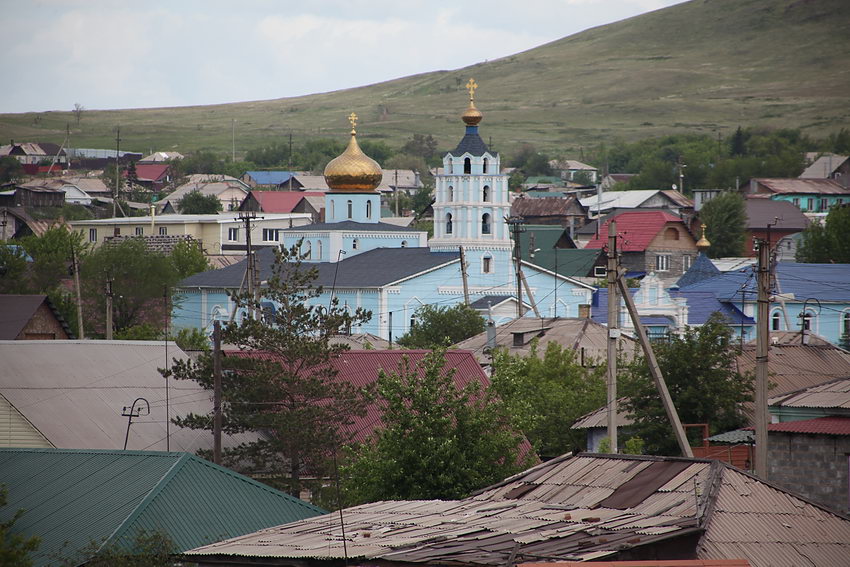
[767,431,850,515]
[19,302,70,340]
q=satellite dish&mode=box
[671,183,678,190]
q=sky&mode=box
[1,0,685,114]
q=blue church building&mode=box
[173,84,594,339]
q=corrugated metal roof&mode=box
[744,199,809,231]
[753,178,850,195]
[769,376,850,409]
[249,190,325,213]
[764,416,850,436]
[799,154,849,178]
[0,448,324,566]
[584,211,690,252]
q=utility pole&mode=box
[113,126,121,218]
[213,319,222,465]
[606,221,619,452]
[395,169,399,216]
[231,119,236,162]
[506,216,527,318]
[519,271,541,317]
[459,246,470,306]
[239,211,262,319]
[618,276,693,457]
[287,132,293,191]
[754,237,770,478]
[71,243,84,339]
[105,277,114,340]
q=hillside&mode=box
[1,0,848,157]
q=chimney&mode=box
[578,304,591,319]
[486,320,496,350]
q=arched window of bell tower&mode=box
[483,185,490,202]
[448,186,454,202]
[347,200,353,219]
[483,157,489,174]
[446,213,453,234]
[464,157,471,174]
[482,213,491,235]
[366,200,372,219]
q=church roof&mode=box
[675,253,721,288]
[449,127,492,157]
[282,220,420,233]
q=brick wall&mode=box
[18,302,70,340]
[768,431,850,514]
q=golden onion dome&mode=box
[323,112,382,192]
[696,223,711,252]
[461,77,483,126]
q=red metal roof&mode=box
[129,163,170,182]
[250,191,324,213]
[584,210,685,251]
[766,416,850,436]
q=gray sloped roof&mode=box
[282,220,421,233]
[179,247,460,289]
[448,126,493,157]
[675,252,721,288]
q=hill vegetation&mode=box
[1,0,848,159]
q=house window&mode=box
[820,198,829,211]
[483,157,489,174]
[88,228,97,242]
[448,186,454,202]
[683,255,693,271]
[159,226,167,236]
[464,157,471,174]
[228,227,239,241]
[135,227,144,236]
[446,213,453,234]
[262,228,279,242]
[771,311,782,331]
[366,200,372,219]
[664,227,679,240]
[482,213,491,235]
[347,200,353,219]
[655,254,670,272]
[792,197,800,207]
[843,312,850,337]
[806,197,814,211]
[482,255,493,273]
[482,185,490,202]
[352,238,359,250]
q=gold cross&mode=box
[466,78,478,101]
[348,112,358,131]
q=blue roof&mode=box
[675,253,721,288]
[592,288,753,326]
[245,171,296,185]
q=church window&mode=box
[401,240,408,248]
[801,310,815,331]
[464,157,471,174]
[347,200,353,219]
[317,240,323,260]
[448,186,454,202]
[330,200,335,219]
[366,200,372,219]
[482,255,493,273]
[483,157,489,174]
[304,240,312,259]
[482,213,491,234]
[843,311,850,336]
[771,311,781,331]
[482,185,490,202]
[352,238,359,250]
[446,213,453,234]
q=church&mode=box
[173,82,594,339]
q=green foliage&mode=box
[52,529,176,567]
[400,133,438,162]
[0,485,40,567]
[342,348,530,504]
[410,188,434,217]
[0,156,24,183]
[623,436,645,455]
[396,304,485,349]
[20,226,88,294]
[509,144,552,176]
[597,437,611,454]
[359,140,394,164]
[796,204,850,263]
[174,327,210,351]
[169,239,210,278]
[699,191,746,258]
[489,341,607,458]
[166,243,372,495]
[0,243,29,293]
[621,313,753,455]
[177,189,222,214]
[114,323,162,341]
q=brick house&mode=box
[0,295,72,339]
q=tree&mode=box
[177,189,222,214]
[0,156,24,184]
[169,239,210,278]
[509,144,553,176]
[19,226,88,295]
[699,191,746,258]
[401,134,438,162]
[0,485,40,567]
[0,243,29,293]
[620,313,753,455]
[72,103,84,125]
[52,529,175,567]
[167,243,372,495]
[342,348,530,504]
[489,341,607,458]
[396,304,485,349]
[796,204,850,263]
[730,126,746,156]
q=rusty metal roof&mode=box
[183,453,850,566]
[766,416,850,436]
[753,178,850,195]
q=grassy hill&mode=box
[2,0,848,158]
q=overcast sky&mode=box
[1,0,685,114]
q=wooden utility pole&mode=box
[617,276,694,457]
[519,270,541,317]
[606,221,619,452]
[239,211,262,319]
[459,246,470,306]
[506,217,526,318]
[213,320,223,465]
[754,238,770,478]
[71,243,84,339]
[105,277,113,340]
[113,126,121,218]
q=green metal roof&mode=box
[517,226,602,278]
[0,448,326,566]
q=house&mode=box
[583,210,700,283]
[239,190,324,222]
[0,339,256,452]
[746,178,850,213]
[128,163,173,191]
[0,142,66,167]
[548,158,599,183]
[0,207,53,239]
[454,316,636,366]
[0,295,72,339]
[18,178,93,206]
[580,189,693,217]
[159,175,249,213]
[0,448,324,567]
[69,212,312,254]
[514,225,606,280]
[799,153,849,183]
[242,170,302,190]
[138,150,184,163]
[511,194,588,231]
[0,185,65,208]
[183,452,850,567]
[742,198,809,261]
[600,172,636,190]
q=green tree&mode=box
[730,126,746,156]
[19,227,87,294]
[796,204,850,263]
[0,156,24,183]
[621,313,753,455]
[342,348,530,504]
[169,239,210,278]
[699,191,746,258]
[401,133,438,162]
[509,144,553,176]
[0,485,40,567]
[489,341,607,458]
[52,529,175,567]
[177,189,222,214]
[396,304,485,349]
[167,243,372,495]
[0,243,29,293]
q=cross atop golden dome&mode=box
[323,112,382,192]
[461,77,483,126]
[696,223,711,251]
